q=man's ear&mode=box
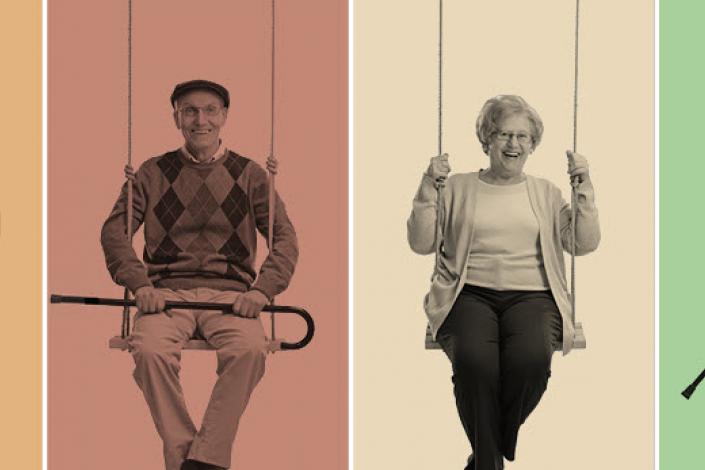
[173,110,181,129]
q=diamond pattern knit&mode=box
[101,149,298,298]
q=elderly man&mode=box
[101,79,298,470]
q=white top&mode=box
[465,179,549,291]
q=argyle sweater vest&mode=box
[101,149,298,298]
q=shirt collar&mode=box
[181,140,227,164]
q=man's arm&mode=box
[249,164,299,300]
[100,168,152,294]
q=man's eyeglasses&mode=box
[494,131,532,145]
[178,105,223,118]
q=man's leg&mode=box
[129,289,198,470]
[186,289,267,468]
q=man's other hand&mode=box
[232,290,269,318]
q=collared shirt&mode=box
[181,140,227,164]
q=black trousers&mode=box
[436,284,563,470]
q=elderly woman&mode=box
[407,95,600,470]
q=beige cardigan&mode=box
[407,172,600,354]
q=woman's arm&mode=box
[407,155,450,255]
[407,173,442,254]
[559,176,601,255]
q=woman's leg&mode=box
[436,286,505,470]
[497,291,562,461]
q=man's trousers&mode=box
[128,287,267,470]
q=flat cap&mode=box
[170,79,230,108]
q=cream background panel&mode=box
[354,1,653,469]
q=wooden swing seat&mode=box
[424,322,586,351]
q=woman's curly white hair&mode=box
[475,95,544,154]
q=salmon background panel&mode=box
[48,1,347,469]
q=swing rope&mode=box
[570,0,580,326]
[572,0,580,155]
[432,0,444,281]
[120,0,280,341]
[268,0,278,340]
[121,0,133,339]
[432,0,583,337]
[437,0,443,158]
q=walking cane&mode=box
[50,294,315,351]
[682,368,705,399]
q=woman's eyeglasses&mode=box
[494,131,532,145]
